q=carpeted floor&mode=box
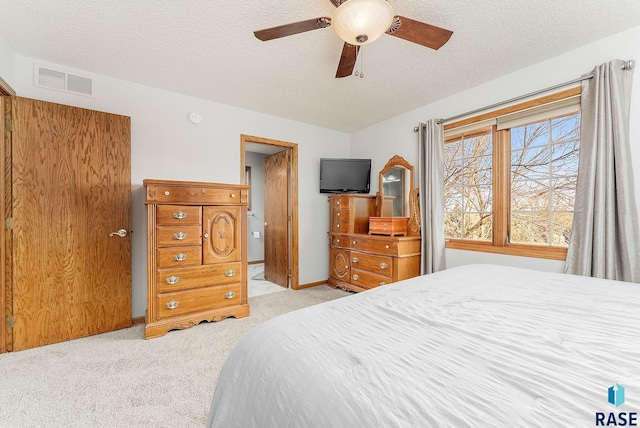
[0,286,350,428]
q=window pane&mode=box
[444,131,493,240]
[511,146,550,181]
[551,113,580,143]
[511,179,549,211]
[510,113,579,246]
[551,177,577,211]
[444,212,463,239]
[465,185,492,212]
[463,212,492,241]
[550,212,573,247]
[510,212,550,244]
[524,122,550,148]
[551,141,579,177]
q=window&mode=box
[443,89,581,260]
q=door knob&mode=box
[109,229,127,237]
[264,222,268,227]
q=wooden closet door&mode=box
[10,97,131,351]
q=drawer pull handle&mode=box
[352,274,359,281]
[224,291,236,299]
[231,193,237,198]
[225,269,236,277]
[164,191,170,196]
[173,211,187,219]
[336,224,340,228]
[385,245,390,249]
[380,282,386,286]
[336,201,340,205]
[380,262,388,269]
[174,253,187,261]
[336,239,340,243]
[165,300,179,309]
[173,232,186,240]
[165,275,180,285]
[352,257,359,263]
[337,212,341,216]
[352,241,357,245]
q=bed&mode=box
[206,264,640,427]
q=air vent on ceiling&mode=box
[35,65,93,96]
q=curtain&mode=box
[418,120,446,274]
[565,59,640,283]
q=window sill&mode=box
[445,240,567,261]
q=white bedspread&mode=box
[207,264,640,427]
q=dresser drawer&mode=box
[329,234,350,248]
[157,262,242,293]
[330,207,350,221]
[153,185,246,205]
[350,269,391,290]
[157,246,202,268]
[157,225,201,247]
[331,196,351,208]
[350,252,393,278]
[156,205,201,225]
[350,237,398,255]
[330,219,351,233]
[157,283,241,319]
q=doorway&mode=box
[240,134,299,290]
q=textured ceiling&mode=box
[1,0,640,132]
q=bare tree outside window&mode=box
[444,130,493,240]
[510,113,580,246]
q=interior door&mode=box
[263,149,289,287]
[9,96,131,351]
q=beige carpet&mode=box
[0,286,350,428]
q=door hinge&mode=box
[6,217,14,230]
[5,119,12,132]
[6,316,14,328]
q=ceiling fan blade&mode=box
[387,16,453,50]
[335,43,360,78]
[254,17,331,41]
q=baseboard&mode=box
[248,260,265,265]
[294,280,328,290]
[132,316,145,325]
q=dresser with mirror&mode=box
[327,155,421,292]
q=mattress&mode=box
[207,264,640,427]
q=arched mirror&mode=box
[373,155,420,237]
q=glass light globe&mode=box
[332,0,394,45]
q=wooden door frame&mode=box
[1,95,6,353]
[1,75,16,353]
[240,134,299,289]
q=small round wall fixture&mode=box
[188,111,202,124]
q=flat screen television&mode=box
[319,158,371,194]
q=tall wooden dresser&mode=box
[327,194,421,293]
[144,179,250,339]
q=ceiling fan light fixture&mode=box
[332,0,394,46]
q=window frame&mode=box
[443,87,581,261]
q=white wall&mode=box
[351,24,640,273]
[0,38,15,88]
[246,151,266,262]
[11,55,350,317]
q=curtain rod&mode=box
[414,59,635,131]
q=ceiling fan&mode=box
[254,0,453,78]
